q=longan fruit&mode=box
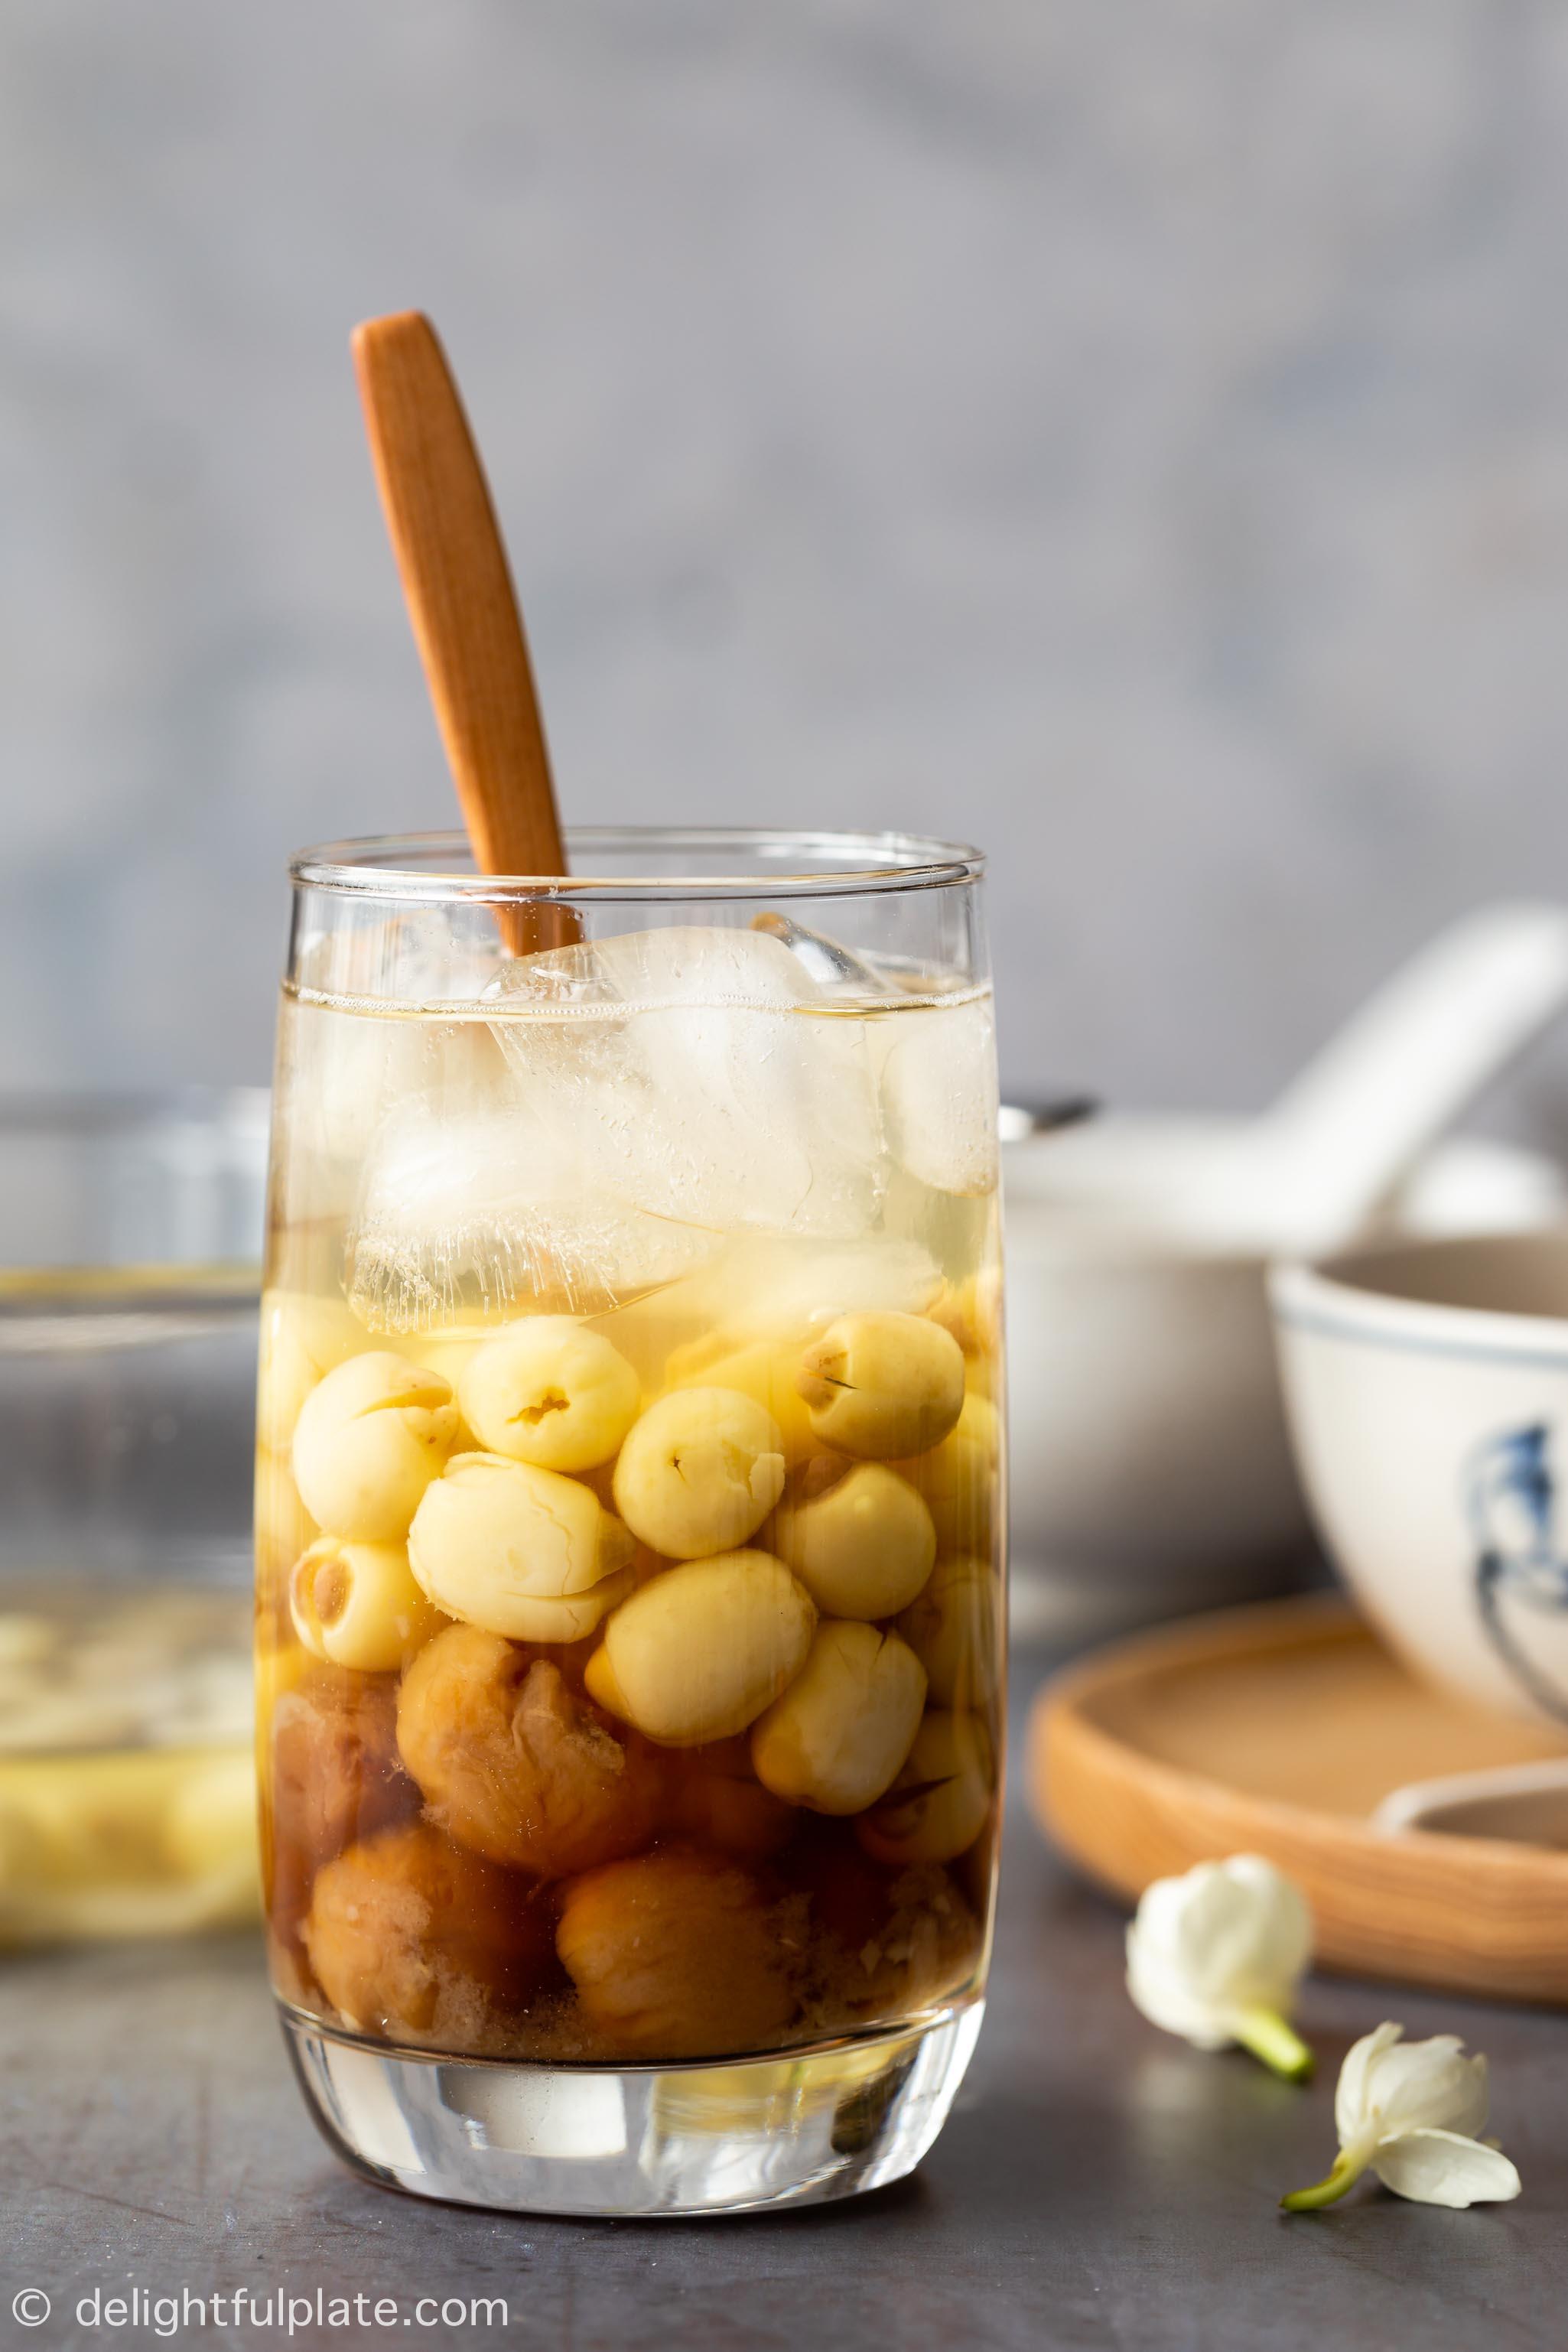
[396,1625,661,1879]
[265,1671,417,1930]
[556,1847,796,2059]
[303,1820,555,2043]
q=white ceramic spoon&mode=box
[1177,903,1568,1254]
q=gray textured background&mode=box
[6,0,1568,1126]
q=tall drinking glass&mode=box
[256,829,1005,2215]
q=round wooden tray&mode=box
[1028,1594,1568,2005]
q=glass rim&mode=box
[288,826,986,904]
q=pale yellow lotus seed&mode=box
[486,1569,636,1647]
[613,1388,786,1559]
[291,1352,457,1541]
[289,1537,444,1673]
[796,1313,965,1459]
[584,1644,631,1720]
[773,1463,936,1619]
[665,1338,818,1466]
[893,1391,1000,1553]
[929,1269,1003,1358]
[896,1555,1000,1709]
[750,1621,926,1814]
[460,1319,640,1472]
[407,1452,635,1638]
[602,1551,816,1745]
[257,1291,363,1456]
[856,1710,994,1865]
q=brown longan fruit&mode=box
[302,1820,555,2045]
[555,1847,796,2060]
[264,1670,418,1932]
[396,1624,661,1879]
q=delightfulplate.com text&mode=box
[11,2283,509,2336]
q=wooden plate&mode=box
[1028,1594,1568,2004]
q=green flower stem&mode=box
[1280,2149,1368,2213]
[1231,2007,1315,2084]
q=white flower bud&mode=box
[1126,1854,1312,2061]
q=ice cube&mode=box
[288,921,505,1169]
[486,926,886,1238]
[880,994,999,1197]
[344,1099,717,1332]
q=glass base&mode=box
[281,1999,984,2217]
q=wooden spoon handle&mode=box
[352,311,570,916]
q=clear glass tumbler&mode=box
[257,829,1005,2216]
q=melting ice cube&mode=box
[344,1101,717,1332]
[880,994,999,1196]
[484,926,887,1238]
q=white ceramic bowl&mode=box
[1004,1115,1566,1644]
[1272,1229,1568,1729]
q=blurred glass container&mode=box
[0,1091,268,1946]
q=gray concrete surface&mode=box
[6,2,1568,1136]
[3,1679,1563,2351]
